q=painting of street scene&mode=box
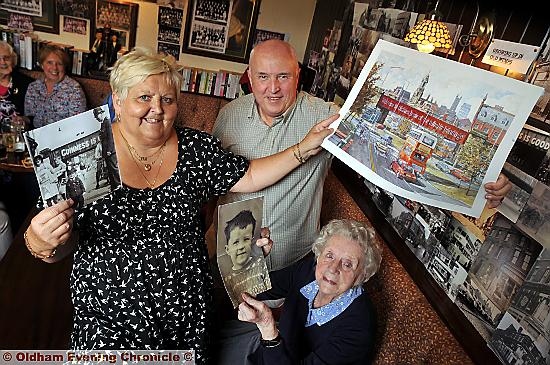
[322,40,543,217]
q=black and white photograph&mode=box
[157,41,180,58]
[156,0,184,9]
[498,162,535,223]
[425,243,468,302]
[515,181,550,248]
[63,16,87,35]
[97,0,132,30]
[158,5,183,29]
[528,60,550,123]
[488,312,545,364]
[158,25,181,44]
[455,214,541,340]
[23,106,121,209]
[501,248,550,364]
[193,0,230,23]
[216,197,271,308]
[252,28,286,49]
[57,0,91,18]
[95,0,138,51]
[189,21,227,53]
[0,0,42,17]
[308,50,320,70]
[535,146,550,186]
[328,20,342,54]
[183,0,237,56]
[370,185,394,217]
[440,216,484,272]
[387,196,415,238]
[497,181,531,224]
[7,12,32,30]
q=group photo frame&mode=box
[94,0,138,51]
[0,0,59,33]
[182,0,261,63]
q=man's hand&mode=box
[485,173,512,209]
[256,227,273,257]
[299,114,339,159]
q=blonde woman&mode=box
[24,48,336,361]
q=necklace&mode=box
[132,144,166,188]
[119,130,166,171]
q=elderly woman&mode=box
[0,41,33,128]
[23,48,336,362]
[24,44,86,128]
[236,219,382,365]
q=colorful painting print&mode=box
[322,40,543,217]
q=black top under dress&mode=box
[69,127,249,363]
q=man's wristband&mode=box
[260,332,281,348]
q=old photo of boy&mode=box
[216,197,271,308]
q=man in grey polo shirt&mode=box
[213,40,339,271]
[213,39,511,272]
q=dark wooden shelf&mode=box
[331,159,501,365]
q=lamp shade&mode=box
[404,19,452,53]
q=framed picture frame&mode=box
[0,0,59,34]
[94,0,138,51]
[182,0,261,63]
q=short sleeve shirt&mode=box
[213,92,339,270]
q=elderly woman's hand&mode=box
[298,114,339,160]
[26,199,75,262]
[485,173,512,209]
[256,227,273,257]
[238,292,279,340]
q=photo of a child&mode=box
[216,197,271,308]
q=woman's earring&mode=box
[115,114,121,123]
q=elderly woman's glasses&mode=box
[0,56,12,62]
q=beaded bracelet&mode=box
[292,144,306,164]
[296,143,307,163]
[24,230,56,259]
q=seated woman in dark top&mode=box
[237,219,382,364]
[0,41,33,129]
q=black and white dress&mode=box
[69,127,249,362]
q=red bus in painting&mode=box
[399,129,437,175]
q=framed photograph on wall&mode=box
[0,0,42,17]
[94,0,138,51]
[252,28,286,49]
[58,0,92,19]
[182,0,261,63]
[0,0,59,34]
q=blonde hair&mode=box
[312,219,382,284]
[109,47,183,101]
[0,41,17,66]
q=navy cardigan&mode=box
[253,254,376,364]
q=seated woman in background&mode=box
[24,44,86,128]
[0,41,33,128]
[237,219,382,365]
